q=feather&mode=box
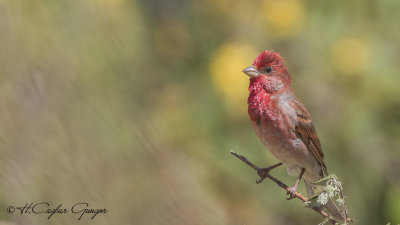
[291,99,328,177]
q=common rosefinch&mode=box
[243,50,343,220]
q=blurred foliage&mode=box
[331,37,370,75]
[210,42,256,118]
[0,0,399,224]
[263,0,305,37]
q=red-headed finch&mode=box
[243,50,344,220]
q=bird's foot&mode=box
[286,186,298,200]
[286,168,305,200]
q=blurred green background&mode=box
[0,0,399,224]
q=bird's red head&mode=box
[243,50,291,94]
[253,50,287,71]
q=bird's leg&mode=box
[256,162,283,184]
[286,168,305,200]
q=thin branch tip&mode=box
[230,150,339,225]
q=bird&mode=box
[242,50,343,220]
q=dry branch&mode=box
[230,150,338,225]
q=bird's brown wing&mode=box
[291,100,328,177]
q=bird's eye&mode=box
[265,66,272,74]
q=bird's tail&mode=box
[304,179,345,221]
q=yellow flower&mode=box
[331,37,370,75]
[210,43,257,117]
[263,0,305,37]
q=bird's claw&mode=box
[286,186,298,200]
[256,168,271,184]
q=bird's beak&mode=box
[242,65,259,77]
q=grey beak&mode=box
[242,65,259,77]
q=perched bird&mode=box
[243,50,343,220]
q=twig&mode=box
[338,183,349,224]
[230,150,337,225]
